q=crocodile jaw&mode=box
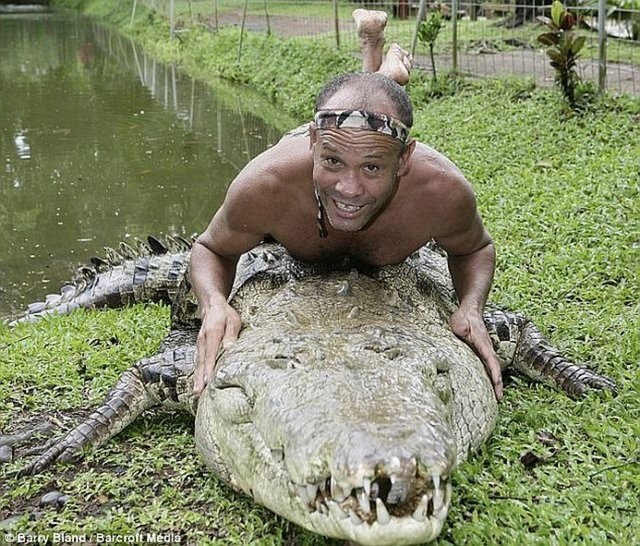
[305,492,451,545]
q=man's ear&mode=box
[397,139,416,177]
[309,122,317,149]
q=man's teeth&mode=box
[334,201,363,212]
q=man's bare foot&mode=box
[353,8,388,72]
[378,43,412,86]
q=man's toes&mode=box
[353,8,388,37]
[379,45,412,86]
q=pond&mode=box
[0,7,297,320]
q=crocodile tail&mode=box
[10,235,192,326]
[18,366,155,476]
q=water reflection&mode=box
[0,9,297,319]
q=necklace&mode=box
[314,186,328,238]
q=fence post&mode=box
[411,0,428,58]
[451,0,459,73]
[597,0,607,92]
[264,0,272,36]
[130,0,138,27]
[170,0,175,38]
[238,0,249,63]
[333,0,340,49]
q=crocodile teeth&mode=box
[328,500,348,520]
[389,456,401,471]
[412,494,429,522]
[349,510,363,526]
[433,481,445,515]
[363,476,371,498]
[357,488,370,515]
[330,477,349,502]
[376,498,390,525]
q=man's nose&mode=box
[335,171,364,197]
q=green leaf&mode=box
[571,35,587,55]
[551,0,565,27]
[547,49,565,63]
[538,32,560,46]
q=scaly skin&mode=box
[7,242,616,546]
[8,236,192,327]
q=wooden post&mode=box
[237,0,249,63]
[597,0,607,92]
[264,0,271,36]
[170,0,175,39]
[333,0,340,49]
[397,0,410,20]
[213,0,219,33]
[411,0,427,58]
[451,0,459,73]
[130,0,138,27]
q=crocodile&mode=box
[8,241,616,546]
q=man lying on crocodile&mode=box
[191,9,504,400]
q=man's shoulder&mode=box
[407,142,468,189]
[226,128,312,208]
[238,128,311,182]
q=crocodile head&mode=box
[195,268,476,545]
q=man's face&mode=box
[311,127,407,232]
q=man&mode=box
[190,11,502,400]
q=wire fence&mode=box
[132,0,640,94]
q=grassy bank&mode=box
[1,1,639,544]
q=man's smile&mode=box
[334,199,365,213]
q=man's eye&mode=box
[364,164,379,173]
[324,157,340,166]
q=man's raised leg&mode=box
[353,8,387,72]
[353,8,412,86]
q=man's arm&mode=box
[190,170,273,395]
[435,186,503,400]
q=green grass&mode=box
[2,0,639,544]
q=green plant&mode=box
[417,10,444,81]
[418,10,442,82]
[537,1,587,110]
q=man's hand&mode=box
[450,306,503,401]
[193,302,242,395]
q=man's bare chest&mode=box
[274,225,429,267]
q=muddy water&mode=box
[0,8,295,320]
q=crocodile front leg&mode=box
[484,310,617,398]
